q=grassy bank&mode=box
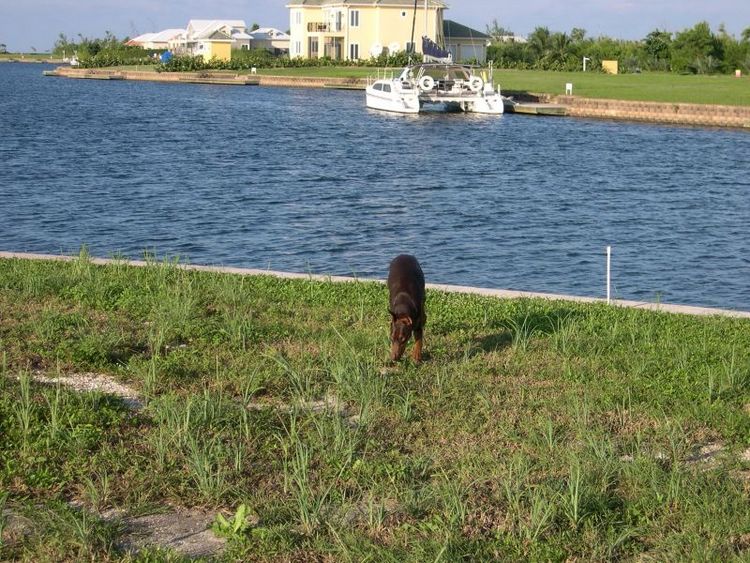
[248,67,750,106]
[87,64,750,106]
[0,53,57,62]
[1,253,749,560]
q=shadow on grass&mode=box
[471,306,584,355]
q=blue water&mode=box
[1,63,749,310]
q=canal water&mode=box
[1,63,749,310]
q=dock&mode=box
[504,99,567,116]
[178,76,260,86]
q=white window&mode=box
[349,43,359,60]
[350,10,359,27]
[294,11,302,25]
[295,41,302,55]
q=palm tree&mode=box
[547,32,573,69]
[527,26,552,62]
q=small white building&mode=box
[443,20,490,63]
[231,30,253,50]
[248,28,290,54]
[126,29,184,50]
[169,20,248,59]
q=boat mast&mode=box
[409,0,417,63]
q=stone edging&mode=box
[556,95,750,128]
[1,251,748,319]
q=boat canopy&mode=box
[422,36,451,63]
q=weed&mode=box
[212,503,253,539]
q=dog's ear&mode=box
[398,315,413,327]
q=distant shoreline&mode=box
[0,58,65,64]
[42,66,750,129]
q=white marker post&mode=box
[606,246,612,304]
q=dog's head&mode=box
[389,312,413,361]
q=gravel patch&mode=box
[25,372,143,411]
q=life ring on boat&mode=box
[419,75,435,91]
[469,76,484,93]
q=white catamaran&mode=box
[366,14,504,116]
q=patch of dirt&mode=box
[684,442,725,467]
[1,509,33,547]
[102,508,225,559]
[24,371,143,410]
[246,394,360,426]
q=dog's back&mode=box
[387,255,426,362]
[388,254,425,316]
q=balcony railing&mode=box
[307,22,343,33]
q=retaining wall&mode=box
[556,95,750,128]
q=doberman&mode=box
[387,254,426,362]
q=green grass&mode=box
[0,53,57,62]
[248,66,750,105]
[1,253,749,560]
[495,69,750,105]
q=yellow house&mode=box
[194,32,233,62]
[169,20,239,62]
[286,0,447,61]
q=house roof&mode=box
[128,33,155,43]
[187,19,247,39]
[443,20,489,40]
[248,27,291,40]
[149,28,186,42]
[286,0,447,7]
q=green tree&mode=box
[644,29,672,69]
[485,18,513,42]
[671,21,722,73]
[527,26,552,61]
[570,28,587,43]
[546,32,574,69]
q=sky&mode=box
[1,0,749,52]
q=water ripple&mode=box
[1,63,749,309]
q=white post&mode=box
[583,56,590,72]
[606,246,611,304]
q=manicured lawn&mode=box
[1,253,749,560]
[494,70,750,106]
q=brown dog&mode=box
[387,254,426,362]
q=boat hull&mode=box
[365,86,420,114]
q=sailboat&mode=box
[365,3,504,115]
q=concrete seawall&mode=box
[45,67,750,129]
[2,251,749,319]
[557,95,750,128]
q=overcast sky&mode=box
[1,0,748,52]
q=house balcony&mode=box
[307,22,344,34]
